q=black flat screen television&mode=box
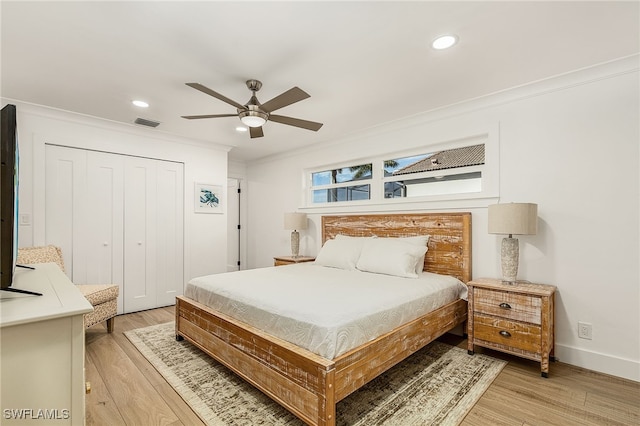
[1,104,40,295]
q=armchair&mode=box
[16,245,119,332]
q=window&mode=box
[311,163,372,203]
[306,136,494,207]
[383,144,484,199]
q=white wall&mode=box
[244,56,639,381]
[4,100,231,283]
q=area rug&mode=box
[125,322,505,426]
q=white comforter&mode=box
[185,263,467,359]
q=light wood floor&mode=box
[85,306,639,426]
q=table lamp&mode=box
[488,203,538,283]
[284,212,308,258]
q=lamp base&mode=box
[290,230,300,258]
[501,236,519,283]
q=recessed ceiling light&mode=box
[432,34,458,50]
[235,126,248,132]
[132,100,149,108]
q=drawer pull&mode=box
[499,303,512,309]
[499,330,512,338]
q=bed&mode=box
[175,212,472,426]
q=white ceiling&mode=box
[2,1,638,162]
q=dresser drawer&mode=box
[474,288,541,324]
[473,313,542,353]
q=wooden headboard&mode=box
[322,213,472,283]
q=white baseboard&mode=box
[555,343,639,382]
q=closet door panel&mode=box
[46,146,184,314]
[123,157,157,313]
[86,151,125,313]
[155,161,184,306]
[45,145,87,281]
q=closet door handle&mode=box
[499,303,511,309]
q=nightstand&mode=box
[273,256,316,266]
[467,278,556,377]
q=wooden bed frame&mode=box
[175,212,471,426]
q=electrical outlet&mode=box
[578,322,592,340]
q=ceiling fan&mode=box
[181,79,323,138]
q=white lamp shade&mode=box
[284,212,308,230]
[488,203,538,235]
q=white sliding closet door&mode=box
[45,145,184,315]
[45,145,87,280]
[86,151,125,312]
[156,161,184,306]
[123,156,158,313]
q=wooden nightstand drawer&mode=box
[474,288,542,324]
[473,313,542,354]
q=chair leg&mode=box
[106,317,115,333]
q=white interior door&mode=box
[227,178,240,271]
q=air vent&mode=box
[134,117,160,128]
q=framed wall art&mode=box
[195,183,222,213]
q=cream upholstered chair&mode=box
[16,245,119,332]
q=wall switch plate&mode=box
[578,321,592,340]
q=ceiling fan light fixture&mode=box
[182,80,322,139]
[239,110,268,128]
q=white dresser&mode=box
[0,263,93,425]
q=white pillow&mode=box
[398,235,430,247]
[405,235,430,273]
[356,238,428,278]
[376,235,430,273]
[314,238,365,270]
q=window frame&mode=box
[303,128,498,210]
[307,161,374,205]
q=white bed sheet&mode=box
[185,263,467,359]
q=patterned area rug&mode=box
[125,322,505,426]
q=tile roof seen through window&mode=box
[392,144,485,175]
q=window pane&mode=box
[312,164,372,185]
[384,155,430,176]
[313,184,370,203]
[384,181,406,198]
[387,144,484,177]
[386,172,482,198]
[341,164,372,182]
[312,171,332,186]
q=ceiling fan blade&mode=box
[181,114,238,120]
[185,83,245,110]
[249,126,264,138]
[269,114,323,131]
[260,87,310,113]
